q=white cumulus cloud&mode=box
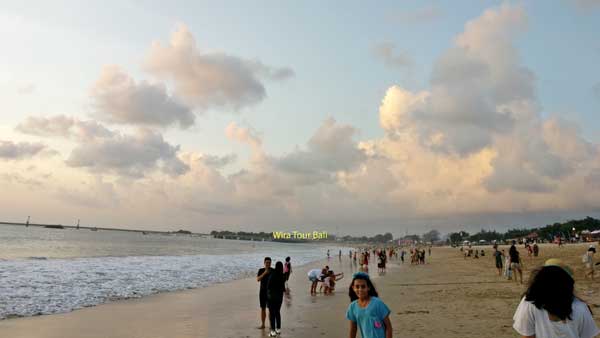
[144,24,294,111]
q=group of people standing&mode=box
[410,247,428,264]
[490,240,524,284]
[257,256,292,337]
[348,247,403,273]
[255,243,600,338]
[258,250,395,338]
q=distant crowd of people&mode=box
[256,241,600,338]
[255,244,430,337]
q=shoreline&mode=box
[0,248,348,321]
[0,254,360,337]
[2,243,600,337]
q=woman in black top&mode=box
[267,261,286,337]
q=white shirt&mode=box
[308,269,321,278]
[513,297,600,338]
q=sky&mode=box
[1,1,600,236]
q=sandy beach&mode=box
[2,243,600,338]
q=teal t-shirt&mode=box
[346,297,391,338]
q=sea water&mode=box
[0,224,347,319]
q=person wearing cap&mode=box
[513,259,600,338]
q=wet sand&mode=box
[2,243,600,338]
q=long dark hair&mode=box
[274,261,283,274]
[348,273,379,302]
[524,266,574,320]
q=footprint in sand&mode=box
[397,310,430,314]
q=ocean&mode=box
[0,224,346,320]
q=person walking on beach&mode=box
[513,259,599,338]
[283,256,292,293]
[509,241,523,284]
[584,245,596,280]
[267,261,286,337]
[494,247,504,276]
[257,257,272,329]
[503,250,512,280]
[347,272,392,338]
[533,242,539,257]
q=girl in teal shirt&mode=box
[346,272,393,338]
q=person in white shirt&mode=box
[513,258,600,338]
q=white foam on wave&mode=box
[0,246,347,319]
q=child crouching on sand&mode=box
[347,272,392,338]
[323,271,344,295]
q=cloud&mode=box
[225,122,263,150]
[0,172,44,187]
[389,5,443,24]
[379,4,530,156]
[143,24,294,111]
[65,128,189,178]
[372,42,412,68]
[372,4,600,200]
[4,5,600,235]
[90,65,195,129]
[17,83,36,95]
[0,140,47,160]
[571,0,600,10]
[585,170,600,190]
[593,82,600,101]
[57,177,119,209]
[16,115,114,141]
[274,118,367,183]
[199,153,237,169]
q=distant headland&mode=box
[0,221,206,237]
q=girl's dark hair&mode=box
[348,273,379,302]
[274,261,284,274]
[285,257,290,262]
[524,266,574,320]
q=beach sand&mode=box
[2,243,600,338]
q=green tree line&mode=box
[447,217,600,245]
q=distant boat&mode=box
[44,225,64,229]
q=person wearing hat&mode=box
[513,259,600,338]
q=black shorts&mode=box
[283,272,290,281]
[259,290,268,309]
[496,261,503,268]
